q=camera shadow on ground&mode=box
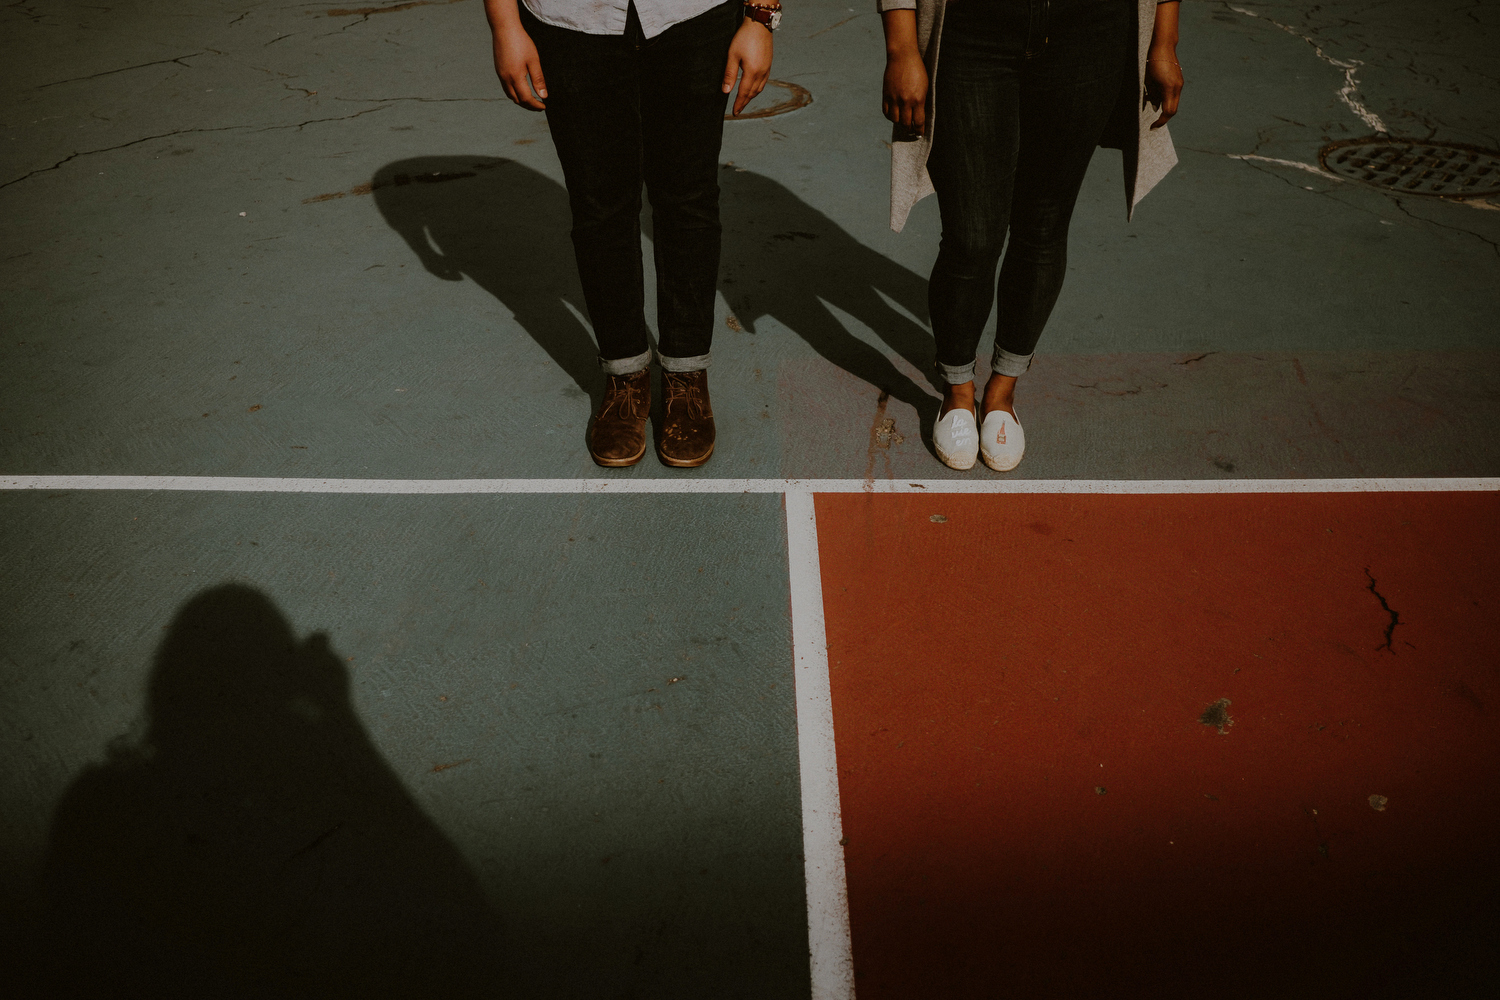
[27,584,504,998]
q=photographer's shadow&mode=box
[373,157,940,448]
[36,585,503,998]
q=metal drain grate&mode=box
[1320,138,1500,197]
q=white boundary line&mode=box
[3,476,1497,494]
[785,489,855,1000]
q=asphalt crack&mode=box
[323,0,467,18]
[1223,3,1387,133]
[1364,568,1402,653]
[863,389,894,487]
[0,126,247,190]
[332,95,504,103]
[0,105,394,190]
[1391,196,1500,257]
[287,823,343,861]
[1070,381,1142,396]
[35,53,203,90]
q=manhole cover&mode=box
[727,80,811,121]
[1319,137,1500,197]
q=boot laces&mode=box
[601,374,644,417]
[665,374,704,416]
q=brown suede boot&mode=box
[657,369,715,468]
[587,369,651,467]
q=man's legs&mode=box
[524,9,651,374]
[640,0,742,466]
[522,8,654,466]
[640,0,739,369]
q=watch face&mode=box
[768,9,781,29]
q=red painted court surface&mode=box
[816,491,1500,998]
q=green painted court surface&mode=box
[3,1,1499,995]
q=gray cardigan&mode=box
[877,0,1178,231]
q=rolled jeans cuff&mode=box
[658,351,711,373]
[936,359,977,385]
[599,348,652,376]
[992,348,1034,378]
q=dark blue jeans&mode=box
[927,0,1130,383]
[522,1,740,374]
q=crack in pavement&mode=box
[862,389,894,487]
[808,14,861,39]
[35,53,205,90]
[1179,145,1500,253]
[286,823,343,861]
[331,95,504,102]
[322,0,467,17]
[0,105,394,190]
[1391,195,1500,256]
[1224,152,1339,178]
[1209,148,1500,214]
[1225,3,1389,133]
[1070,382,1142,395]
[1364,568,1402,653]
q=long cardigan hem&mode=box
[880,0,1178,232]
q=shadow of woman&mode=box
[716,167,942,439]
[372,157,941,445]
[33,585,504,999]
[372,156,602,410]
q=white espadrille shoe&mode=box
[980,408,1025,472]
[933,405,980,470]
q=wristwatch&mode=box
[744,2,782,31]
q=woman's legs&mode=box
[925,0,1029,415]
[927,0,1130,423]
[988,0,1131,411]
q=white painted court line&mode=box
[784,489,855,1000]
[3,476,1497,494]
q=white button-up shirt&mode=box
[524,0,730,39]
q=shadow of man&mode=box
[373,156,602,410]
[373,157,940,446]
[33,585,504,999]
[716,167,941,437]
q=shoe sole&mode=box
[981,450,1023,472]
[657,441,715,468]
[935,445,977,471]
[590,441,647,468]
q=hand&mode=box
[882,49,928,135]
[880,9,926,136]
[723,19,773,116]
[485,0,546,111]
[1144,53,1182,129]
[1144,1,1181,129]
